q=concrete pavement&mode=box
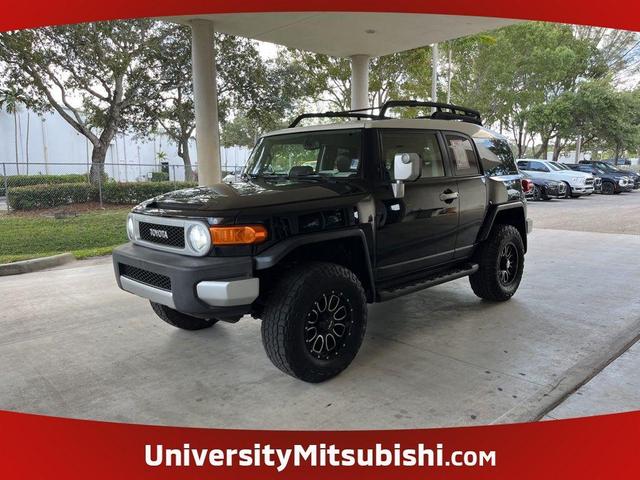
[547,342,640,420]
[1,227,639,428]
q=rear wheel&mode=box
[261,262,367,383]
[150,302,218,330]
[469,224,524,302]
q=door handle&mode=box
[439,191,459,202]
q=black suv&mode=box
[113,101,532,383]
[568,163,632,194]
[579,160,640,190]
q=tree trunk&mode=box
[13,111,19,175]
[552,137,563,162]
[178,137,194,182]
[534,138,549,159]
[89,144,108,185]
[25,113,30,174]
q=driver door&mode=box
[375,130,459,280]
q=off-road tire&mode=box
[261,262,367,383]
[469,224,524,302]
[150,302,218,330]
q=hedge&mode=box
[7,181,198,211]
[0,173,87,195]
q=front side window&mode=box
[246,129,362,179]
[380,131,445,180]
[444,134,480,176]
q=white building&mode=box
[0,105,251,181]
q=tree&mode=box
[0,20,163,182]
[448,23,608,157]
[136,25,306,175]
[0,87,23,173]
[286,47,433,111]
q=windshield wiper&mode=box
[288,174,336,183]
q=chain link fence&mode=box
[0,162,245,213]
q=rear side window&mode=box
[529,161,549,172]
[381,131,446,180]
[474,138,518,176]
[444,134,480,176]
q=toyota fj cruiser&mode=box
[113,100,532,383]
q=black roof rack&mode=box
[288,111,378,128]
[288,99,482,128]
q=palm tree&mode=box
[0,88,22,175]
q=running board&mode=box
[377,263,479,301]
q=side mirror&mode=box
[392,153,421,198]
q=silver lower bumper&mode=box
[120,276,259,309]
[526,218,533,234]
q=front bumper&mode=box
[570,185,594,195]
[113,243,258,317]
[543,184,564,198]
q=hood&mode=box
[138,179,368,214]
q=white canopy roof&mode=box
[171,12,517,57]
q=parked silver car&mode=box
[517,159,594,197]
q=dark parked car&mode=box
[578,161,639,191]
[113,100,531,383]
[520,171,566,200]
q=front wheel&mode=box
[150,302,218,330]
[563,182,572,198]
[469,224,525,302]
[532,185,543,201]
[261,262,367,383]
[601,182,615,195]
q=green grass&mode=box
[0,208,129,264]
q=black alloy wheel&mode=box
[498,243,519,287]
[601,182,615,195]
[304,291,353,361]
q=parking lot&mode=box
[1,192,639,429]
[527,190,640,235]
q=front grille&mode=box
[119,264,171,291]
[139,222,185,248]
[585,178,594,186]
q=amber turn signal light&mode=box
[209,225,268,245]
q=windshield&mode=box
[594,162,620,173]
[245,129,363,179]
[547,162,564,171]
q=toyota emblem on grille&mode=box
[149,228,169,239]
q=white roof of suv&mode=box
[264,118,506,142]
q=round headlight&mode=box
[187,224,211,254]
[126,216,135,240]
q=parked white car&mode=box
[517,159,594,197]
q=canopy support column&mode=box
[350,55,370,111]
[190,19,221,185]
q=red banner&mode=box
[2,0,640,32]
[1,409,639,479]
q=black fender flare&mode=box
[254,229,375,300]
[477,202,527,251]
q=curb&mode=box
[0,253,76,276]
[492,319,640,424]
